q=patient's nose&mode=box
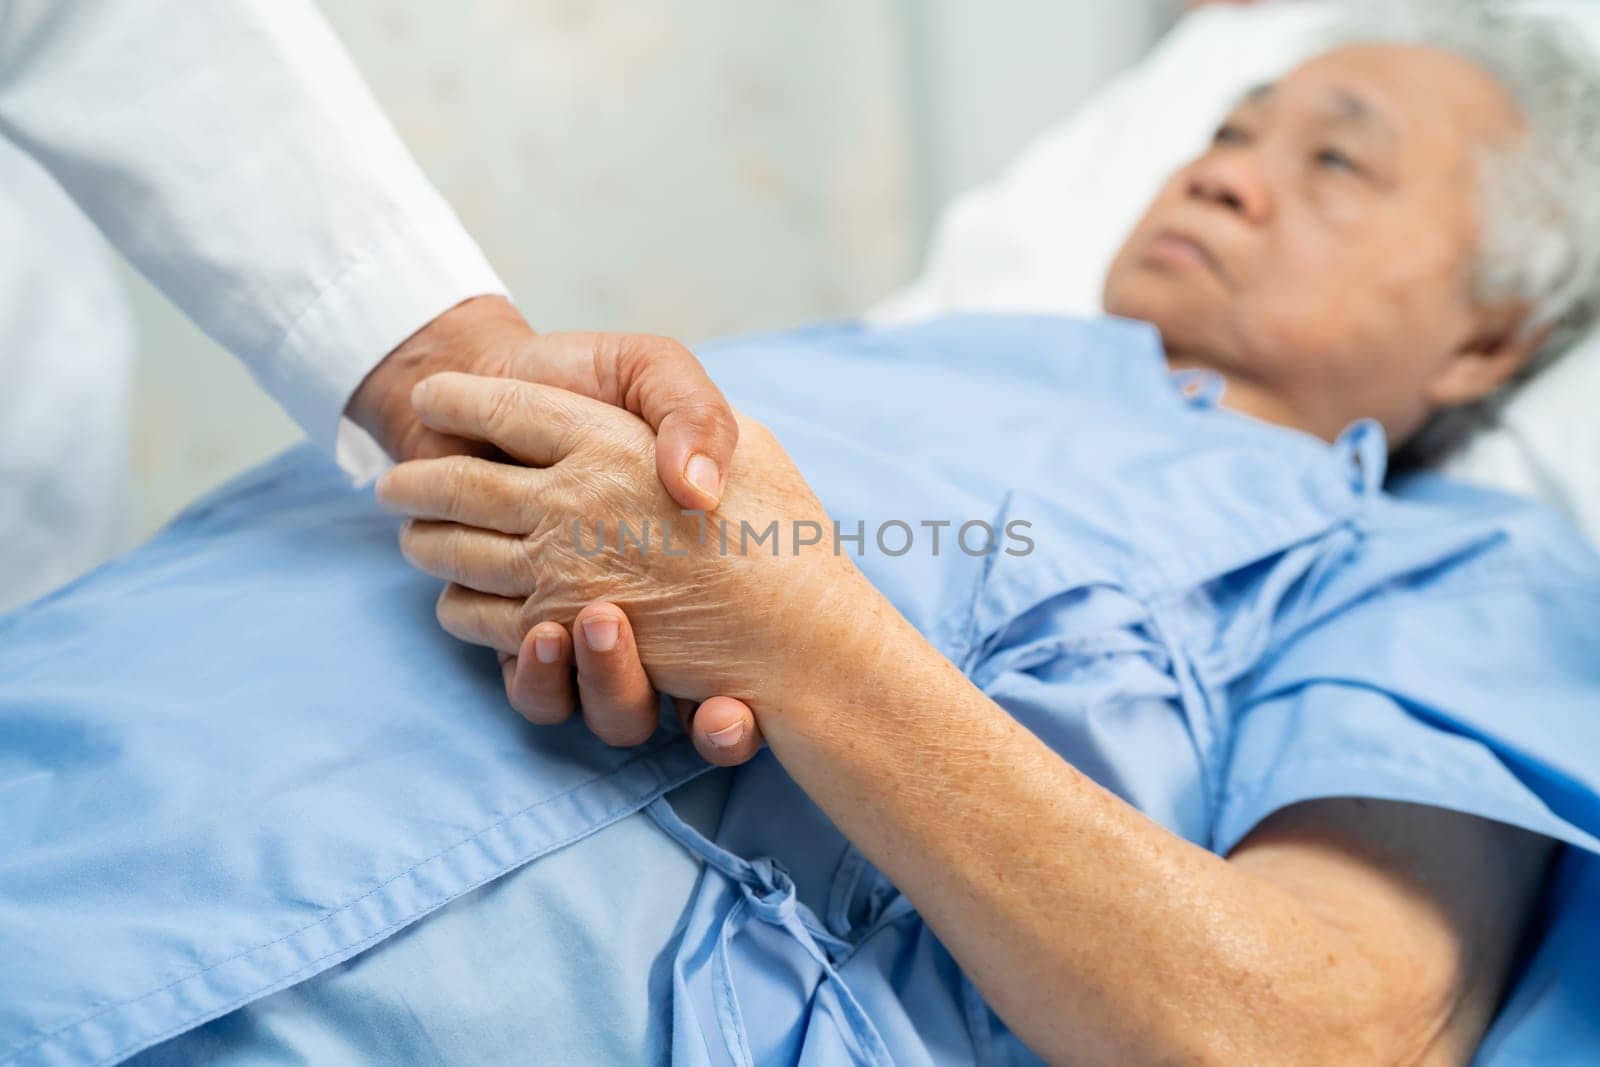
[1185,153,1271,224]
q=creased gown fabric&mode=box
[3,315,1598,1066]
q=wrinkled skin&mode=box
[377,369,865,755]
[1104,44,1538,445]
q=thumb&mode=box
[610,336,739,511]
[497,331,740,509]
[676,695,763,767]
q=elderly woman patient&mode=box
[7,4,1600,1067]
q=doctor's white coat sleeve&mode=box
[0,0,507,467]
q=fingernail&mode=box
[411,379,431,406]
[581,616,619,653]
[534,631,561,664]
[685,454,721,499]
[706,720,746,749]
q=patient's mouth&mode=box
[1144,229,1227,281]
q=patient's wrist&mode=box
[757,568,931,728]
[756,589,970,782]
[346,294,534,460]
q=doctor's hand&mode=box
[375,372,882,763]
[346,295,737,511]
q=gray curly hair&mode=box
[1330,1,1600,462]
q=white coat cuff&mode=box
[257,205,508,482]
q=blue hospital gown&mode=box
[2,315,1599,1066]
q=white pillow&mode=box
[869,0,1600,546]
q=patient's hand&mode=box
[348,298,739,511]
[376,372,875,761]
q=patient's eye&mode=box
[1213,123,1251,146]
[1314,146,1363,175]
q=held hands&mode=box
[375,371,878,764]
[352,301,778,763]
[347,296,738,511]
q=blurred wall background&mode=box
[126,0,1182,544]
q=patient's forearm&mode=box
[756,581,1482,1065]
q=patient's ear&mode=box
[1426,300,1548,409]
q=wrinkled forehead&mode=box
[1236,42,1523,158]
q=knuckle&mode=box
[487,467,527,524]
[672,397,734,434]
[442,455,475,517]
[514,597,541,638]
[451,459,532,530]
[443,524,474,578]
[653,343,728,410]
[513,537,543,590]
[547,394,587,463]
[495,613,524,654]
[619,333,695,399]
[589,333,625,405]
[469,596,495,639]
[625,332,683,362]
[485,382,528,437]
[650,336,696,368]
[618,433,657,478]
[565,467,617,514]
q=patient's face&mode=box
[1102,44,1527,445]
